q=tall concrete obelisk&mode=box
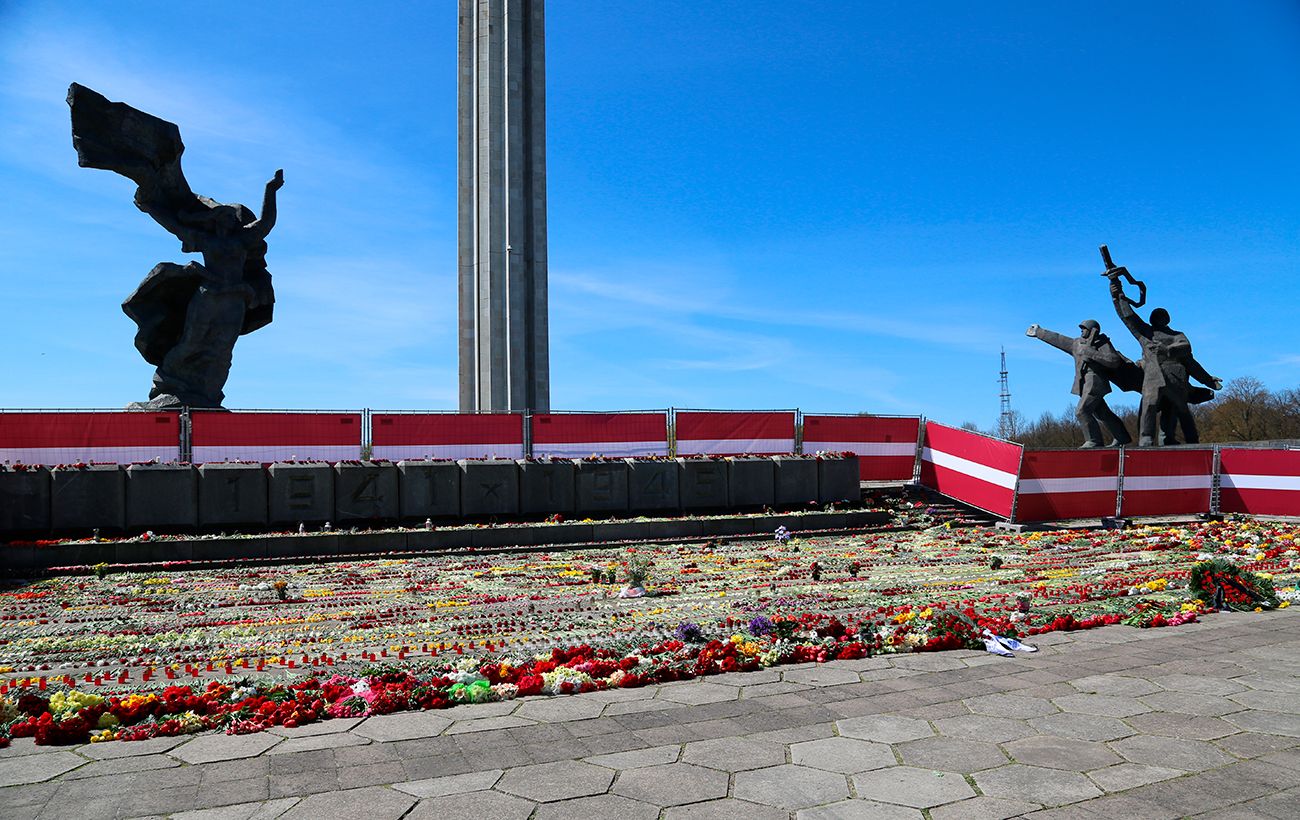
[458,0,550,413]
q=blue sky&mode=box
[1,1,1297,428]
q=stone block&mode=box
[459,460,519,516]
[0,467,51,533]
[773,456,818,505]
[198,463,268,527]
[677,458,728,509]
[727,457,775,507]
[50,464,125,532]
[267,463,335,524]
[626,459,680,512]
[575,460,629,514]
[818,455,861,503]
[396,460,461,520]
[125,463,198,530]
[334,462,399,521]
[518,459,575,514]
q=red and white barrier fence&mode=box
[1014,449,1120,523]
[190,412,362,463]
[1219,448,1300,517]
[370,413,524,461]
[1118,448,1215,519]
[919,422,1021,519]
[531,412,669,458]
[0,411,180,465]
[802,415,920,481]
[675,411,796,456]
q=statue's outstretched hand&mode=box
[1025,324,1040,338]
[1211,377,1224,391]
[1108,278,1122,298]
[267,169,285,191]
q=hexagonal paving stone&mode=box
[1052,693,1152,718]
[280,785,416,820]
[973,764,1102,807]
[515,696,606,722]
[586,745,680,770]
[1002,735,1121,771]
[1215,732,1299,759]
[1139,691,1244,717]
[663,798,789,820]
[1086,762,1183,793]
[682,737,786,771]
[1026,712,1134,742]
[1224,709,1300,738]
[963,694,1058,719]
[495,760,614,802]
[658,683,740,706]
[613,762,729,807]
[895,735,1007,773]
[835,714,934,743]
[791,737,896,774]
[1069,674,1162,697]
[797,799,924,819]
[392,769,503,798]
[1150,674,1246,696]
[1229,689,1300,714]
[1110,735,1235,772]
[0,751,87,787]
[928,796,1043,820]
[532,793,661,820]
[1123,711,1238,741]
[733,764,850,809]
[933,715,1036,744]
[782,665,862,687]
[851,766,975,808]
[170,731,282,764]
[77,735,187,759]
[406,789,535,820]
[351,711,454,741]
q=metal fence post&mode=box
[523,412,533,459]
[912,416,926,484]
[794,408,803,455]
[1116,446,1126,518]
[179,407,192,463]
[1211,445,1222,515]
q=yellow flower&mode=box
[919,608,933,619]
[1281,602,1291,609]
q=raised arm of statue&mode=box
[246,169,284,239]
[1026,324,1074,354]
[1110,278,1150,340]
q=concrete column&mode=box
[459,0,550,412]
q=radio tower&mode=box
[998,347,1016,439]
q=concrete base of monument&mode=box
[0,507,894,573]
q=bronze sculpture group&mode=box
[1028,246,1222,448]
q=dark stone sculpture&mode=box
[68,83,282,409]
[1104,249,1222,446]
[1026,321,1134,447]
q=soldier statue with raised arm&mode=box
[1026,320,1134,447]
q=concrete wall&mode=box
[0,456,860,538]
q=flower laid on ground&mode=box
[1,518,1298,746]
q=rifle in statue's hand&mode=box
[1099,244,1146,308]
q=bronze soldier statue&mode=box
[1027,320,1134,447]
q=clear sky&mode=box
[1,1,1297,428]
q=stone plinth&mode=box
[198,463,268,527]
[126,463,198,529]
[727,457,775,508]
[518,460,575,515]
[0,467,51,533]
[397,460,461,519]
[575,461,629,514]
[818,455,862,503]
[626,459,679,512]
[459,459,520,517]
[51,464,125,532]
[678,458,728,509]
[773,456,819,505]
[268,463,335,524]
[335,462,399,522]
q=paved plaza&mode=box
[0,608,1297,819]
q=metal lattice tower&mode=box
[998,347,1014,439]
